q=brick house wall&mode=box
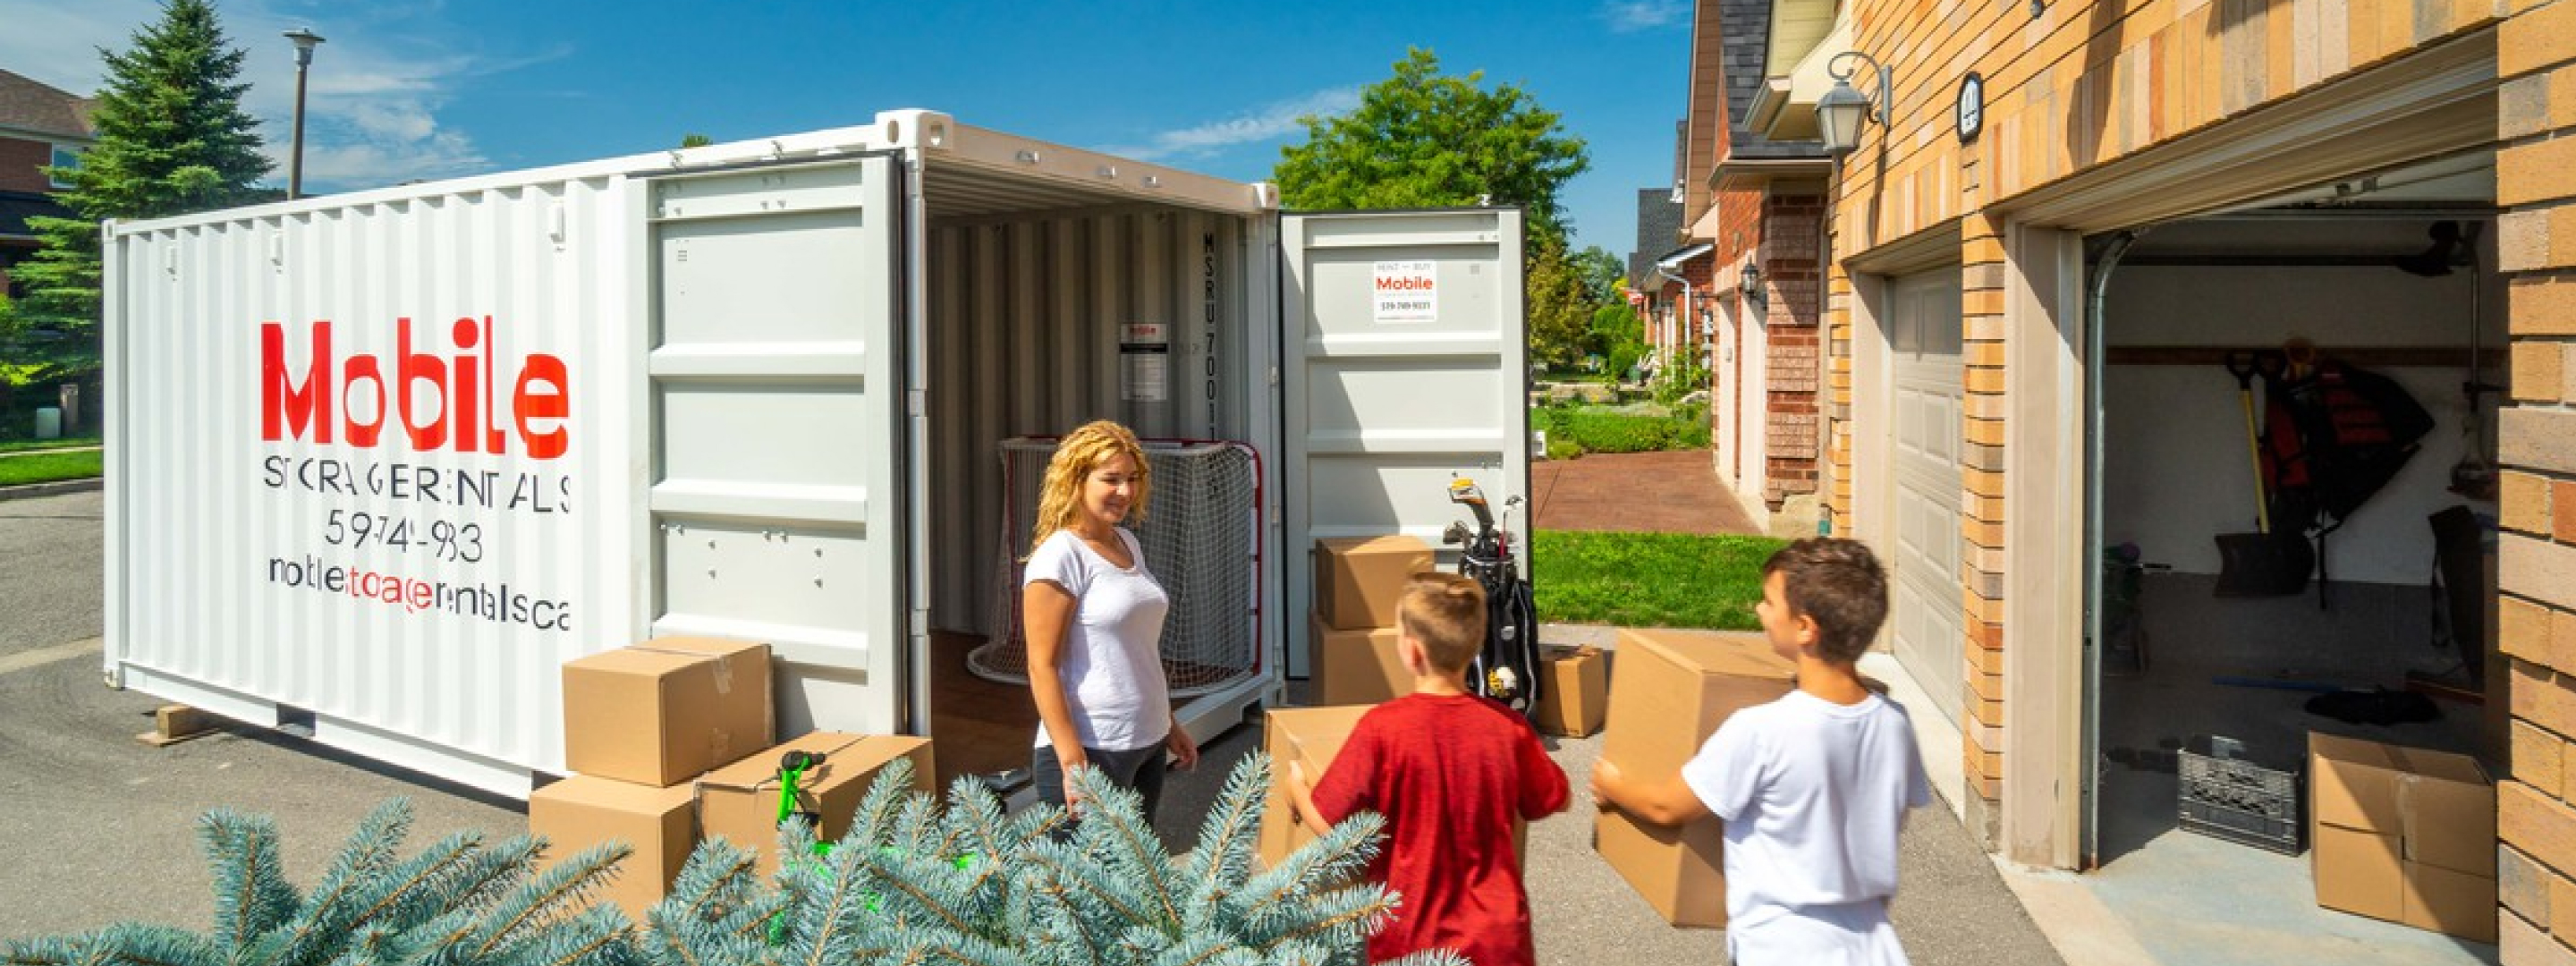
[0,138,63,296]
[2496,3,2576,959]
[1760,193,1824,507]
[0,137,58,194]
[1819,0,2535,852]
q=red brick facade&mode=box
[1758,193,1823,506]
[0,138,60,195]
[1706,184,1826,511]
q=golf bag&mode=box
[1444,477,1542,716]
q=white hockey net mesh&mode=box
[970,438,1263,697]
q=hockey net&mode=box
[970,437,1263,697]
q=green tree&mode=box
[11,0,272,380]
[1590,301,1646,378]
[1525,234,1592,371]
[1572,245,1625,305]
[678,132,714,148]
[1274,47,1589,242]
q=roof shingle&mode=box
[0,70,95,140]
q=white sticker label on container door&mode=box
[1121,322,1170,402]
[1372,261,1437,324]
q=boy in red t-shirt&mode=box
[1284,572,1572,966]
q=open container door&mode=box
[1279,208,1530,677]
[640,155,913,737]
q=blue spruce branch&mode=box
[463,841,630,962]
[196,809,300,955]
[1063,770,1183,933]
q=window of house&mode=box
[48,145,81,189]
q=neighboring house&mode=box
[1625,187,1685,369]
[0,69,93,300]
[1676,0,1831,534]
[1625,165,1709,386]
[1767,0,2570,957]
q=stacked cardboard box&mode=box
[698,731,936,877]
[534,637,775,919]
[1592,629,1795,928]
[2309,733,2497,942]
[1311,536,1432,706]
[1532,645,1608,738]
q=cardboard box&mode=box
[1533,645,1608,738]
[1313,536,1433,631]
[697,732,934,877]
[2309,733,2498,943]
[1258,705,1525,870]
[1593,629,1795,928]
[529,775,698,920]
[563,637,774,786]
[1312,611,1409,706]
[1259,706,1377,869]
[2312,825,2404,924]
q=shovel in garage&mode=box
[2213,352,2312,597]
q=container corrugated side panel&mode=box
[110,175,640,794]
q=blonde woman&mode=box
[1023,420,1200,818]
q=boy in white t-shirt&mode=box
[1590,538,1931,966]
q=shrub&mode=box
[4,760,1461,966]
[1545,411,1710,454]
[2,800,633,966]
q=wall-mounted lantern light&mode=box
[1818,51,1891,157]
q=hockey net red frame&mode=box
[970,436,1265,698]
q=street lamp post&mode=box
[284,28,325,199]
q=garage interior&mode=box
[2085,149,2504,965]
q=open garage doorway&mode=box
[2080,149,2504,965]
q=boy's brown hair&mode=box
[1397,572,1487,673]
[1761,538,1890,663]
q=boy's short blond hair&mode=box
[1398,572,1487,673]
[1761,538,1890,663]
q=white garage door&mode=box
[1887,270,1965,725]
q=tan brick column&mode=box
[2496,4,2576,960]
[1826,266,1855,531]
[1961,212,2009,836]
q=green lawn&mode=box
[0,436,101,454]
[1531,530,1788,631]
[0,450,103,487]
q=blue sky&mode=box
[1,0,1691,255]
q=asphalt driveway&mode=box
[0,488,2061,965]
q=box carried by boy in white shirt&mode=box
[1591,538,1933,966]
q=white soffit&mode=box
[1756,18,1850,141]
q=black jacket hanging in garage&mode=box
[2258,357,2435,530]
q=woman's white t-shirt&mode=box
[1024,527,1172,753]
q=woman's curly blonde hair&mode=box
[1028,420,1151,555]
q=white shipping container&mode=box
[102,109,1528,797]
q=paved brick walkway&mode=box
[1529,449,1763,536]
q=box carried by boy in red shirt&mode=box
[1285,572,1572,966]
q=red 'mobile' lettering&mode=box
[260,317,571,460]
